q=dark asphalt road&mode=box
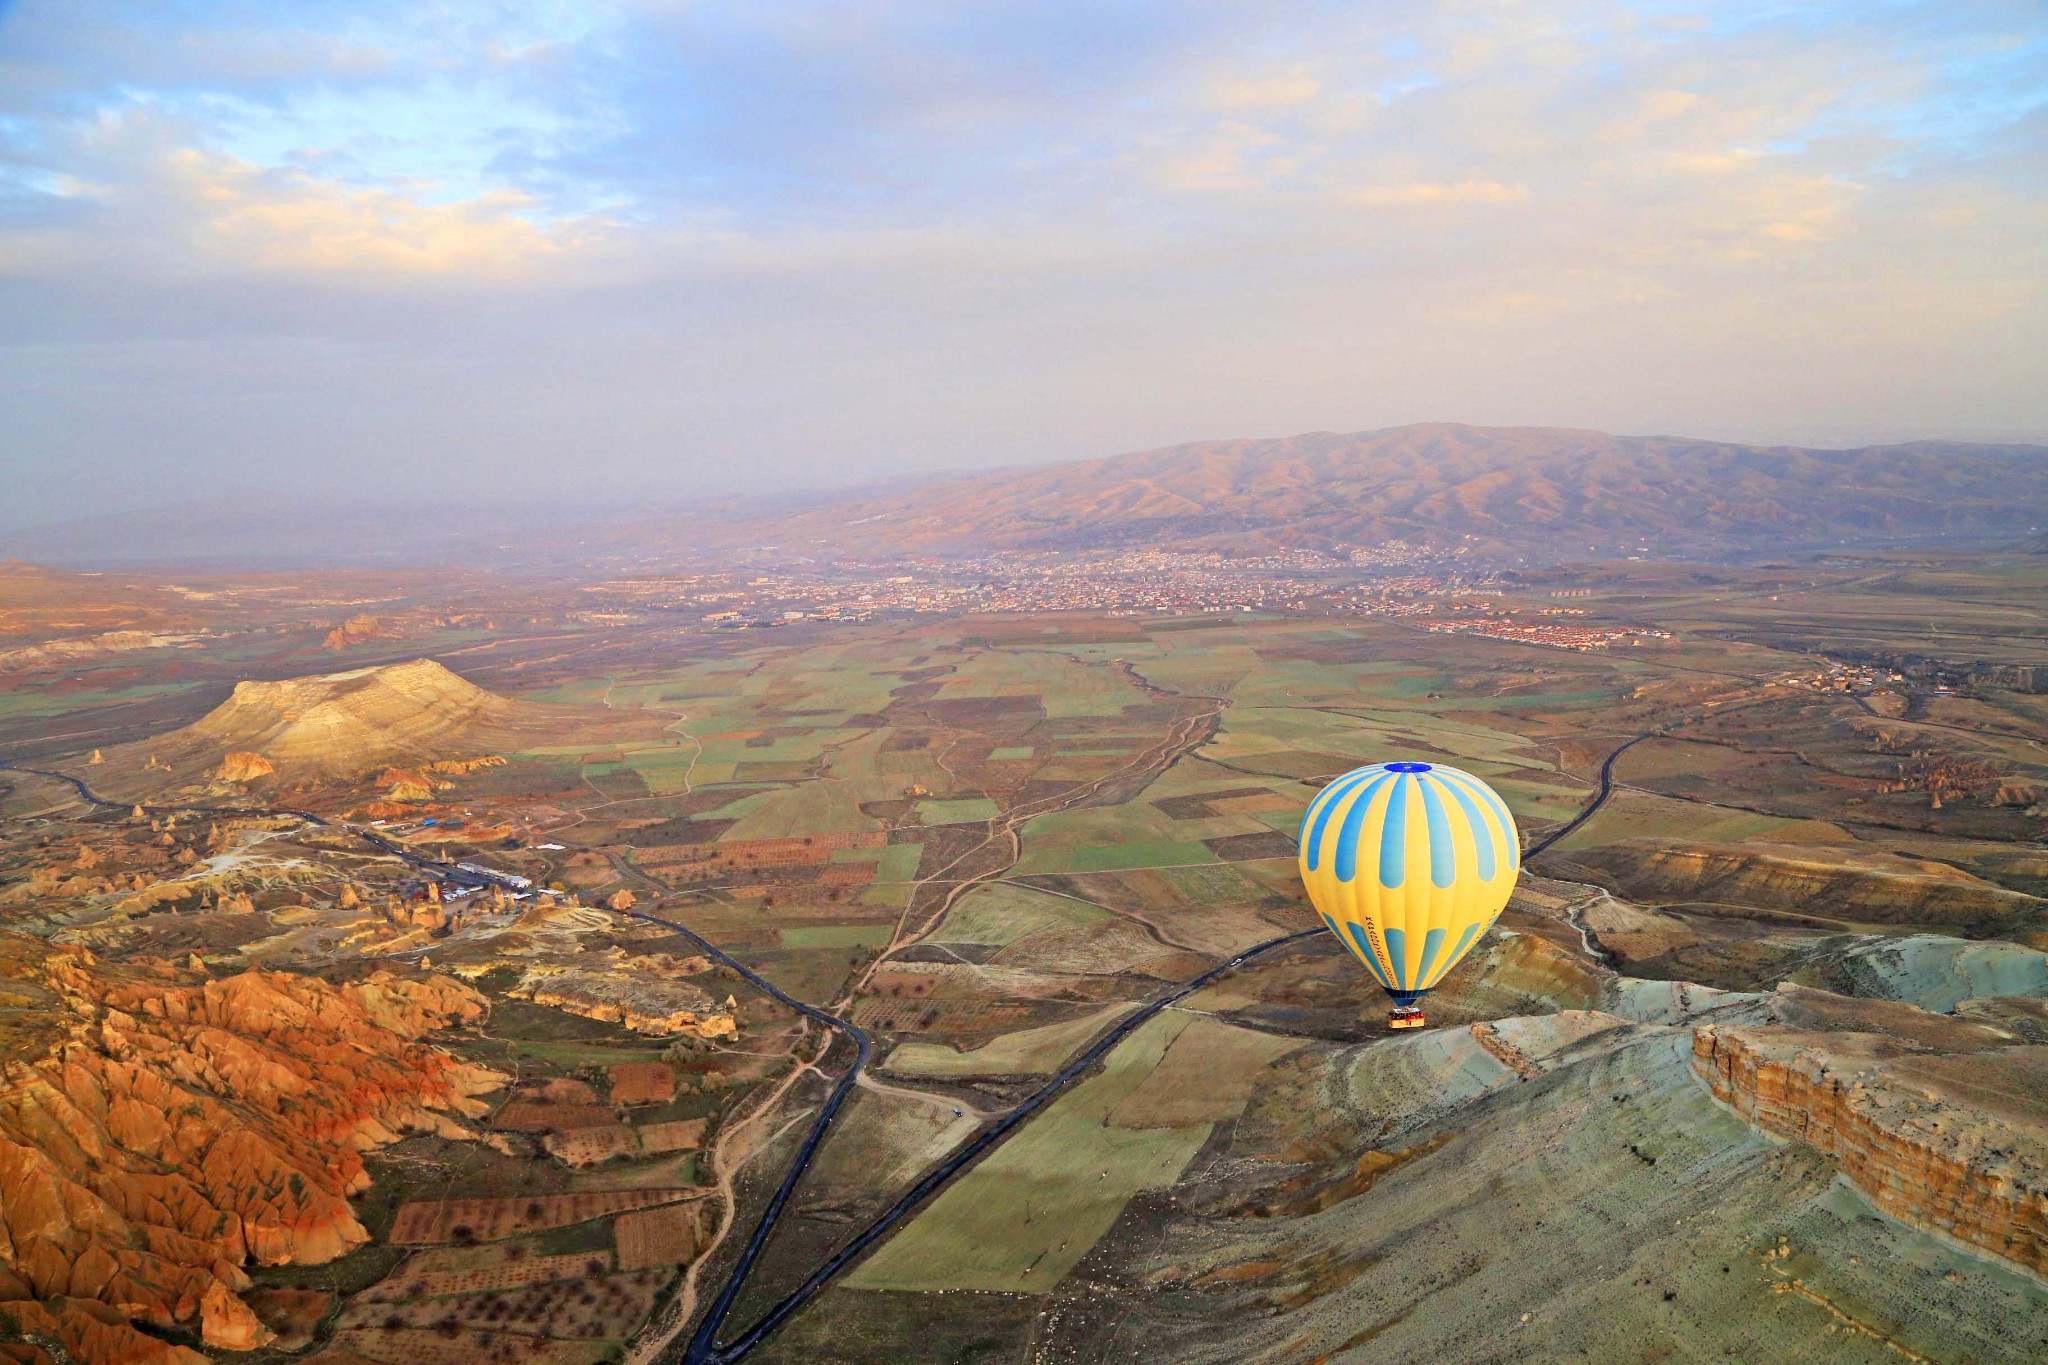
[661,922,1325,1364]
[1524,732,1655,860]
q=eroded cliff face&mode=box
[0,938,504,1364]
[1692,1019,2048,1278]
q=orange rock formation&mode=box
[215,751,274,783]
[0,937,503,1364]
[322,614,392,650]
[374,767,443,802]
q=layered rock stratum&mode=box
[1695,1008,2048,1277]
[0,935,503,1365]
[179,660,513,778]
[86,660,536,791]
[1059,933,2048,1363]
[1574,839,2046,936]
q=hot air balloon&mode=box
[1298,761,1519,1030]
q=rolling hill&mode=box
[728,424,2048,561]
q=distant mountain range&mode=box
[9,425,2047,568]
[717,424,2048,563]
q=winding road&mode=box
[624,909,1320,1365]
[1524,732,1655,860]
[567,721,1661,1360]
[0,715,1659,1363]
[0,755,1321,1365]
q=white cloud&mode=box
[1,0,2044,523]
[1337,179,1529,207]
[166,148,602,275]
[1208,67,1322,110]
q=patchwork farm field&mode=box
[8,551,2048,1365]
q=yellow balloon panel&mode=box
[1297,761,1519,1002]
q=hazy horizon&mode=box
[4,2,2046,530]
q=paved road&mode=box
[1524,732,1655,860]
[615,907,873,1364]
[0,756,1325,1361]
[656,922,1325,1364]
[3,733,1645,1363]
[2,758,1324,1361]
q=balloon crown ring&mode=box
[1383,761,1433,773]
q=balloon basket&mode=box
[1388,1006,1426,1030]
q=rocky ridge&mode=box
[1066,932,2048,1363]
[0,937,503,1365]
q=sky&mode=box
[2,1,2044,531]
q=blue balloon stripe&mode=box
[1299,768,1358,840]
[1342,921,1393,989]
[1434,773,1496,880]
[1413,926,1448,985]
[1378,776,1410,889]
[1384,926,1409,990]
[1303,768,1379,872]
[1437,922,1482,983]
[1299,778,1342,860]
[1332,774,1394,882]
[1441,767,1517,871]
[1303,773,1360,872]
[1418,775,1457,889]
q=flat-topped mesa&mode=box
[1692,1019,2048,1278]
[105,658,524,783]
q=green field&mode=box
[780,924,895,949]
[914,797,1001,825]
[848,1015,1208,1291]
[933,882,1109,946]
[882,1002,1138,1078]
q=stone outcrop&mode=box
[1692,1016,2048,1277]
[0,632,198,675]
[199,1280,273,1351]
[322,614,392,650]
[0,936,504,1364]
[374,767,444,802]
[426,756,505,776]
[505,953,736,1039]
[214,751,274,784]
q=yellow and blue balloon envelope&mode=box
[1298,761,1520,1006]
